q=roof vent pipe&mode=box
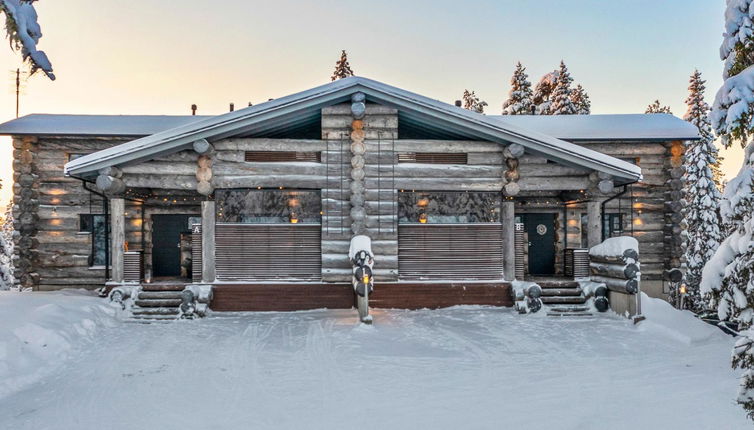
[454,100,462,107]
[191,104,197,115]
[229,103,234,112]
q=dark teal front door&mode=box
[525,213,556,275]
[152,214,191,278]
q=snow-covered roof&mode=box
[490,114,700,141]
[58,77,641,183]
[0,114,210,136]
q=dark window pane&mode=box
[215,189,322,224]
[398,191,500,224]
[92,215,107,266]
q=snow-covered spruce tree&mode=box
[1,0,53,79]
[533,70,558,114]
[501,62,535,115]
[645,100,673,114]
[331,50,354,81]
[702,0,754,418]
[550,61,578,115]
[0,202,14,291]
[570,84,591,114]
[712,154,727,191]
[676,70,722,312]
[462,89,488,113]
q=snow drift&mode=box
[0,290,118,399]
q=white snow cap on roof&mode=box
[490,114,700,141]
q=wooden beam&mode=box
[587,200,602,249]
[502,200,516,281]
[110,198,125,283]
[201,201,216,283]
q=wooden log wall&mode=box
[12,136,133,291]
[577,140,685,281]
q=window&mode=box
[244,151,321,162]
[603,213,623,238]
[215,189,322,224]
[80,214,107,266]
[398,191,500,224]
[397,153,468,164]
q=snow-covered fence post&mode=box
[589,236,642,319]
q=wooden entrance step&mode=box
[547,305,592,317]
[141,283,186,292]
[541,295,587,305]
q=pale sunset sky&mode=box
[0,0,741,207]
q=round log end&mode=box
[197,180,214,196]
[503,182,520,197]
[594,296,609,312]
[193,139,213,155]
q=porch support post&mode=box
[587,200,602,249]
[502,200,516,281]
[201,200,216,283]
[110,198,125,283]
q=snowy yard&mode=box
[0,290,748,429]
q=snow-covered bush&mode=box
[645,100,672,114]
[1,0,54,79]
[462,89,487,114]
[533,69,558,115]
[0,202,14,291]
[679,70,723,311]
[501,62,535,115]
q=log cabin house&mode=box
[0,77,699,317]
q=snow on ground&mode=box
[0,290,117,399]
[0,291,748,429]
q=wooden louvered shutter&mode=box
[215,224,321,281]
[398,224,503,280]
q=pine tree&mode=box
[0,202,14,290]
[549,61,578,115]
[462,90,488,113]
[677,70,723,312]
[702,0,754,419]
[645,100,673,114]
[570,84,591,114]
[0,0,54,79]
[533,70,558,114]
[501,62,535,115]
[711,154,727,191]
[331,50,354,81]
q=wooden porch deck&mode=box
[209,281,513,312]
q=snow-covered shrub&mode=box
[462,89,487,113]
[0,202,14,290]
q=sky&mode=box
[0,0,740,207]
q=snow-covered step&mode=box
[134,299,182,308]
[540,295,587,305]
[131,307,180,316]
[137,291,183,300]
[141,283,185,292]
[540,288,583,296]
[547,305,592,317]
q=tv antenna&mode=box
[9,68,30,118]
